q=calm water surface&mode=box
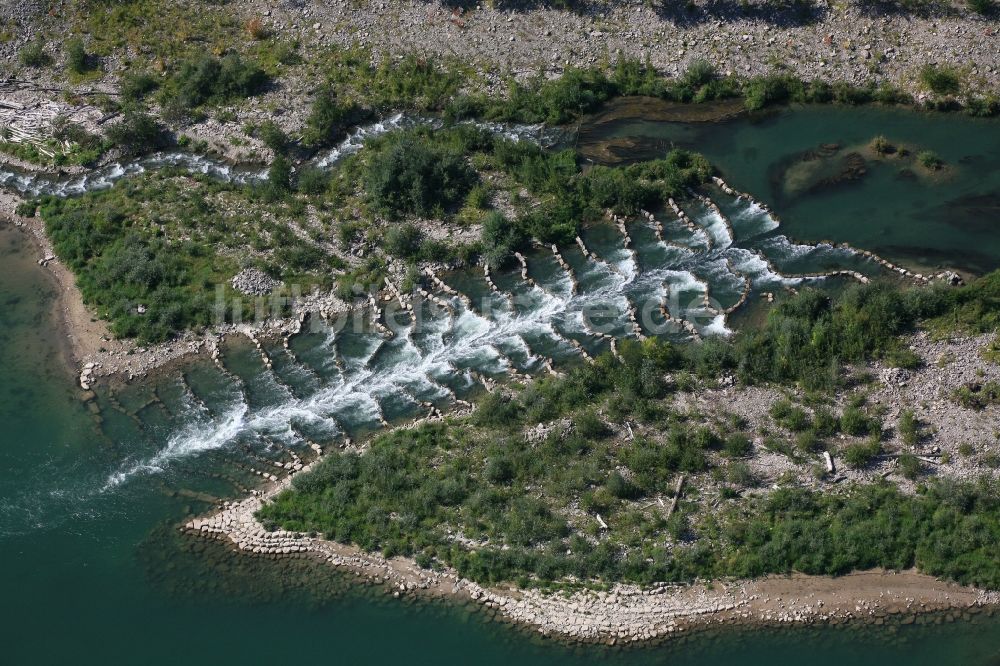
[577,102,1000,274]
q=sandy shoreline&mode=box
[183,457,999,645]
[0,193,353,391]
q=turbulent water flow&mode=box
[95,189,884,493]
[0,116,894,503]
[0,115,562,197]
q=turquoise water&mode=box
[577,103,1000,274]
[4,223,1000,666]
[4,103,1000,663]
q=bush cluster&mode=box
[364,132,478,218]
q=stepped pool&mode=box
[3,102,1000,664]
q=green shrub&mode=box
[811,407,839,437]
[575,409,611,439]
[301,86,363,148]
[870,135,892,155]
[795,431,823,454]
[364,133,477,218]
[898,453,922,480]
[480,211,526,270]
[296,167,329,195]
[723,433,752,458]
[493,66,615,124]
[267,154,292,191]
[105,108,169,156]
[953,382,1000,410]
[898,409,920,446]
[484,456,515,485]
[771,400,810,431]
[166,53,267,111]
[18,41,50,68]
[120,72,159,102]
[884,346,921,369]
[65,38,90,74]
[969,0,995,14]
[917,150,944,171]
[384,223,424,259]
[41,185,232,343]
[474,392,523,428]
[606,471,642,500]
[841,406,879,437]
[258,121,289,154]
[726,461,755,487]
[15,201,37,217]
[844,438,882,468]
[965,95,1000,118]
[919,65,962,96]
[743,74,801,111]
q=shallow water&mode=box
[577,100,1000,274]
[4,103,1000,663]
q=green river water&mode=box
[4,104,1000,664]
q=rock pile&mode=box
[231,268,281,296]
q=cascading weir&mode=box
[100,168,957,490]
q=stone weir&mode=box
[711,176,957,286]
[182,437,998,645]
[667,197,712,249]
[546,243,579,295]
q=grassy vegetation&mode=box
[919,65,963,96]
[18,41,50,68]
[36,170,341,342]
[953,382,1000,410]
[324,123,711,277]
[259,273,1000,589]
[258,380,1000,589]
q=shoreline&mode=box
[183,457,999,645]
[0,191,353,390]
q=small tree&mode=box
[65,38,89,74]
[105,108,168,156]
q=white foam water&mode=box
[0,115,556,198]
[102,400,250,491]
[728,199,780,238]
[697,209,734,249]
[69,141,883,491]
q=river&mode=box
[3,103,1000,664]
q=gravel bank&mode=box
[184,439,1000,645]
[243,0,999,97]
